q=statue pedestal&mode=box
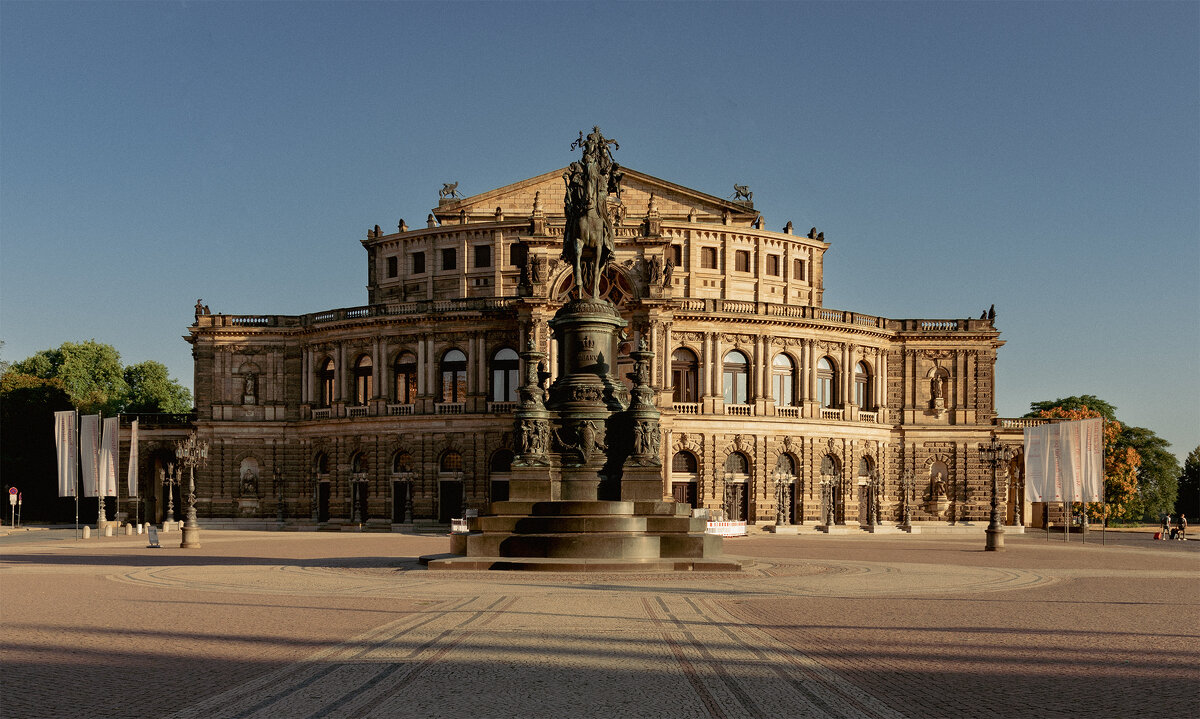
[428,296,734,572]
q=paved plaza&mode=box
[1,528,1196,719]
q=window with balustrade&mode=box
[671,348,699,403]
[440,349,467,403]
[855,361,871,410]
[393,352,417,404]
[723,350,749,405]
[490,348,519,402]
[317,359,335,407]
[353,355,372,405]
[772,353,796,406]
[817,356,837,408]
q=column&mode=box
[661,322,673,390]
[648,322,659,389]
[416,337,426,395]
[711,334,723,398]
[302,348,311,404]
[701,333,712,398]
[372,338,383,400]
[336,343,347,402]
[806,340,816,403]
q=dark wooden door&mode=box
[672,482,697,508]
[317,482,331,522]
[439,481,462,523]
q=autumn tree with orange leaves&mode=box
[1028,400,1140,521]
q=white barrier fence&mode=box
[705,521,747,537]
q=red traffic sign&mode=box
[7,488,16,494]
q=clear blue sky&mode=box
[2,2,1197,460]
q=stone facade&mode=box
[164,166,1034,529]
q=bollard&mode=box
[137,523,143,535]
[124,524,133,536]
[82,526,91,539]
[104,525,113,537]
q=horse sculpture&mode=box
[731,184,753,202]
[562,127,621,299]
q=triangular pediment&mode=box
[433,167,755,222]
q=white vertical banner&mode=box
[1024,426,1045,503]
[1082,417,1104,502]
[1059,420,1084,505]
[55,411,78,498]
[80,415,100,497]
[127,419,139,498]
[1046,424,1063,503]
[99,417,119,497]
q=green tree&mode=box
[1120,425,1179,520]
[123,360,192,413]
[1177,446,1200,518]
[11,340,127,415]
[1026,395,1118,422]
[0,371,74,521]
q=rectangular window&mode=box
[793,259,805,281]
[735,250,750,273]
[412,251,426,275]
[386,256,398,278]
[766,254,780,276]
[474,244,491,268]
[701,247,718,269]
[672,244,683,267]
[509,242,526,267]
[441,247,457,271]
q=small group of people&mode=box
[1160,513,1187,540]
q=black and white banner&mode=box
[127,419,139,498]
[99,416,119,497]
[54,410,78,498]
[80,414,99,497]
[1024,418,1104,504]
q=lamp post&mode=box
[978,437,1014,552]
[722,471,733,521]
[175,431,209,549]
[899,471,914,527]
[772,469,788,526]
[162,463,179,524]
[819,478,834,527]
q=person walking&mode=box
[1161,514,1171,540]
[1178,514,1187,541]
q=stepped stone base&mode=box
[429,499,738,572]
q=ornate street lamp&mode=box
[722,471,734,521]
[772,468,789,526]
[978,437,1014,552]
[161,463,179,523]
[819,478,835,527]
[899,470,914,527]
[174,431,209,549]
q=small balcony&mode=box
[858,410,878,423]
[435,402,465,415]
[387,403,415,416]
[673,402,700,415]
[487,401,517,414]
[726,404,752,417]
[347,405,368,418]
[312,408,332,419]
[820,407,844,420]
[777,406,800,419]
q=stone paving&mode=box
[1,529,1196,718]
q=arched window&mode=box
[671,348,698,403]
[725,452,749,477]
[772,354,796,406]
[393,352,417,404]
[854,361,871,410]
[858,455,874,478]
[440,349,467,403]
[351,452,367,475]
[820,454,839,477]
[775,453,796,476]
[392,451,413,474]
[313,452,329,476]
[491,348,519,402]
[490,450,514,473]
[723,350,749,405]
[817,356,836,408]
[672,451,698,474]
[318,359,335,407]
[440,450,463,473]
[354,355,373,405]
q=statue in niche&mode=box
[242,373,257,405]
[241,468,258,496]
[663,257,674,286]
[562,127,621,299]
[647,255,663,286]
